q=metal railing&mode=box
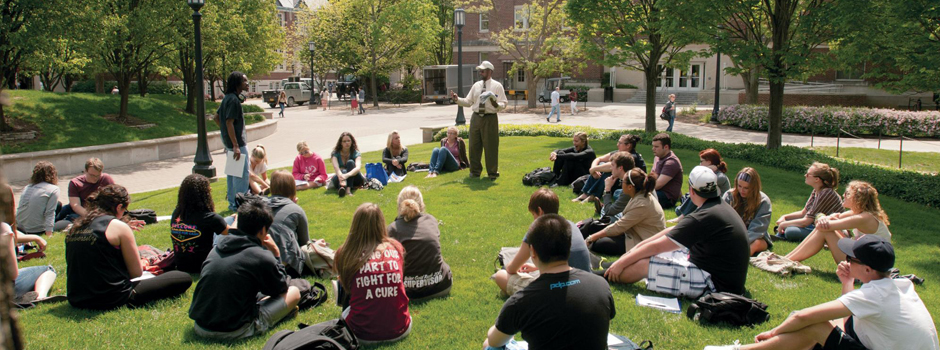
[757,79,843,93]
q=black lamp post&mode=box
[711,24,724,123]
[189,0,215,178]
[454,8,466,125]
[308,41,316,108]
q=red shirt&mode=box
[344,240,411,341]
[292,153,328,183]
[68,173,115,203]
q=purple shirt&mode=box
[653,151,683,201]
[443,140,460,160]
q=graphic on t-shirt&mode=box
[171,217,202,243]
[355,248,403,300]
[304,164,318,176]
[550,279,581,290]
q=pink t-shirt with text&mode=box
[344,240,411,341]
[292,153,328,183]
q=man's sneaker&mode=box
[546,116,550,122]
[704,340,741,350]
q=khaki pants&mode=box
[469,112,499,178]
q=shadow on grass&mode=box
[46,303,109,321]
[458,177,496,191]
[180,327,256,347]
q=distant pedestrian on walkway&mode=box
[547,86,561,122]
[569,89,578,115]
[358,87,365,114]
[665,94,677,132]
[277,91,286,118]
[350,89,358,116]
[320,89,329,111]
[451,61,507,180]
[217,71,250,212]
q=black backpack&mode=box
[522,167,555,186]
[262,318,359,350]
[128,209,157,225]
[571,174,590,195]
[687,292,770,327]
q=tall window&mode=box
[514,6,528,30]
[278,13,285,27]
[517,69,525,82]
[480,13,489,32]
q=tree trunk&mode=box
[118,74,132,123]
[0,102,11,132]
[766,80,784,149]
[526,70,537,108]
[371,71,378,107]
[741,66,760,104]
[64,74,77,92]
[185,80,196,114]
[95,73,105,94]
[644,68,658,132]
[209,79,217,102]
[138,70,149,97]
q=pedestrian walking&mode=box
[277,90,287,118]
[665,94,677,132]
[358,87,366,114]
[451,61,507,180]
[569,89,578,115]
[547,86,561,122]
[321,89,329,111]
[350,89,358,116]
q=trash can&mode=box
[604,87,614,102]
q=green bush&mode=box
[615,83,638,89]
[243,104,264,113]
[718,104,940,138]
[67,80,180,95]
[434,124,940,207]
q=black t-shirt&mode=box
[217,93,246,148]
[495,269,615,350]
[170,208,227,273]
[667,197,750,295]
[65,215,134,310]
[387,213,453,299]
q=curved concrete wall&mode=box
[1,119,278,182]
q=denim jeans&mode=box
[581,173,610,198]
[429,148,459,174]
[656,189,677,209]
[548,104,561,121]
[14,265,55,298]
[226,145,250,212]
[666,113,675,132]
[782,224,816,242]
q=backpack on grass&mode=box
[571,174,590,195]
[262,318,359,350]
[128,209,157,225]
[686,292,769,327]
[522,167,554,187]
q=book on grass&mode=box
[636,294,681,314]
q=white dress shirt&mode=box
[456,78,508,114]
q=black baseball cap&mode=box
[837,235,895,272]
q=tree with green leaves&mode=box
[431,0,455,66]
[296,4,355,92]
[567,0,708,132]
[708,0,770,104]
[489,0,585,108]
[0,0,57,131]
[202,0,283,100]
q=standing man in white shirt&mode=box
[451,61,508,180]
[547,86,561,122]
[706,235,939,350]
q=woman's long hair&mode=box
[810,162,840,189]
[224,71,245,95]
[397,186,425,222]
[699,148,728,174]
[30,161,58,185]
[845,181,889,226]
[387,130,405,156]
[729,167,763,225]
[69,184,130,235]
[334,203,395,290]
[333,132,359,156]
[175,174,214,221]
[623,167,656,196]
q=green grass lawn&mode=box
[0,90,263,154]
[16,136,940,349]
[811,146,940,174]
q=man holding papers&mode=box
[217,71,251,212]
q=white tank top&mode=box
[854,218,891,240]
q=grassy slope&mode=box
[1,91,262,154]
[812,146,940,174]
[16,136,940,349]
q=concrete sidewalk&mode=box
[10,101,939,202]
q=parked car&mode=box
[262,82,315,108]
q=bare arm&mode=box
[107,219,143,278]
[225,119,240,160]
[755,301,852,342]
[605,234,679,282]
[485,325,514,349]
[654,174,673,191]
[505,242,532,274]
[69,196,87,217]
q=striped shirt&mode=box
[804,187,843,219]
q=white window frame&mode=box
[479,12,489,32]
[517,69,525,83]
[514,6,528,31]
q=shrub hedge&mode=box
[717,104,940,138]
[71,81,181,95]
[434,124,940,207]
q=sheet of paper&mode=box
[636,294,681,314]
[294,179,309,187]
[130,271,156,282]
[607,333,624,346]
[224,150,246,178]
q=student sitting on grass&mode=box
[573,134,646,204]
[266,170,310,277]
[669,148,732,223]
[66,184,192,310]
[2,222,61,304]
[293,141,328,191]
[427,126,470,178]
[597,152,636,218]
[382,131,409,177]
[786,181,891,265]
[774,162,843,242]
[330,132,366,197]
[16,161,60,236]
[585,167,665,256]
[492,189,592,297]
[549,132,596,187]
[603,166,749,298]
[55,157,115,231]
[387,186,453,300]
[170,174,229,274]
[722,167,773,256]
[248,145,270,195]
[706,235,940,350]
[189,198,301,340]
[335,203,411,344]
[650,133,683,209]
[483,214,616,350]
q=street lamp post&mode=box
[188,0,215,178]
[308,41,316,108]
[454,8,466,125]
[711,25,724,123]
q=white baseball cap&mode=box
[689,166,720,198]
[476,61,495,71]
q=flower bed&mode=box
[717,105,940,138]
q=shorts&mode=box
[502,271,540,297]
[14,265,55,298]
[815,317,869,350]
[194,296,295,340]
[486,338,528,350]
[646,250,715,298]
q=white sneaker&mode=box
[704,340,741,350]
